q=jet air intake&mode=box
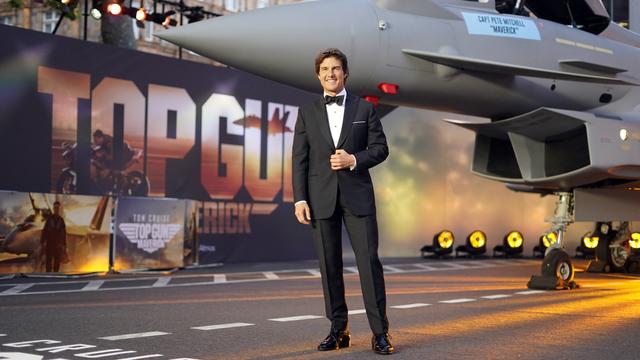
[447,108,640,190]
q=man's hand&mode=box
[295,202,311,225]
[330,149,355,170]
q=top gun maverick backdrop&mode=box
[0,24,317,264]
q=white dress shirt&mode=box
[325,88,347,147]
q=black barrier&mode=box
[0,25,316,264]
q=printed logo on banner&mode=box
[119,221,182,254]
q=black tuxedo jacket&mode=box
[292,94,389,219]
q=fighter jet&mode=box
[232,107,293,135]
[157,0,640,288]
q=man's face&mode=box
[53,203,60,215]
[317,56,346,96]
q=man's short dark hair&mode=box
[53,201,61,206]
[315,48,349,77]
[93,130,104,138]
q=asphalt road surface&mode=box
[1,258,639,360]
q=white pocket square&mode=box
[353,121,366,124]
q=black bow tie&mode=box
[324,95,344,106]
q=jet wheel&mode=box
[542,249,575,285]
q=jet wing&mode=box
[402,49,636,85]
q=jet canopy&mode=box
[495,0,611,35]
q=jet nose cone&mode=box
[157,0,380,93]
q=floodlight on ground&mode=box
[455,230,487,258]
[493,231,524,258]
[630,232,640,250]
[420,230,454,258]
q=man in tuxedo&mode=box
[292,48,394,355]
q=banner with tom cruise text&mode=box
[114,197,186,271]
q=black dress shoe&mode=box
[372,333,395,355]
[317,329,351,351]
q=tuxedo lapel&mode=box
[336,95,357,149]
[314,99,336,150]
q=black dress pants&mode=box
[310,192,389,335]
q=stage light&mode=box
[533,234,550,258]
[437,230,454,250]
[90,0,103,19]
[575,232,598,259]
[469,230,486,249]
[91,8,103,19]
[61,0,72,4]
[493,231,524,257]
[136,8,148,21]
[163,16,177,27]
[185,6,205,23]
[107,1,123,16]
[506,231,523,249]
[420,230,454,258]
[542,232,557,248]
[630,232,640,250]
[149,10,177,28]
[583,234,599,249]
[455,230,487,258]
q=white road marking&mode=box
[488,259,515,266]
[516,290,546,295]
[263,272,280,280]
[306,269,321,277]
[465,262,495,268]
[152,277,171,287]
[213,274,227,283]
[1,284,34,295]
[481,294,512,300]
[191,323,255,331]
[390,303,431,309]
[82,280,105,291]
[442,262,468,269]
[115,355,163,360]
[99,332,170,341]
[268,315,323,322]
[413,263,438,271]
[0,334,6,337]
[348,309,366,315]
[439,298,477,304]
[382,265,404,273]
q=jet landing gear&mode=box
[528,192,579,290]
[587,221,633,273]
